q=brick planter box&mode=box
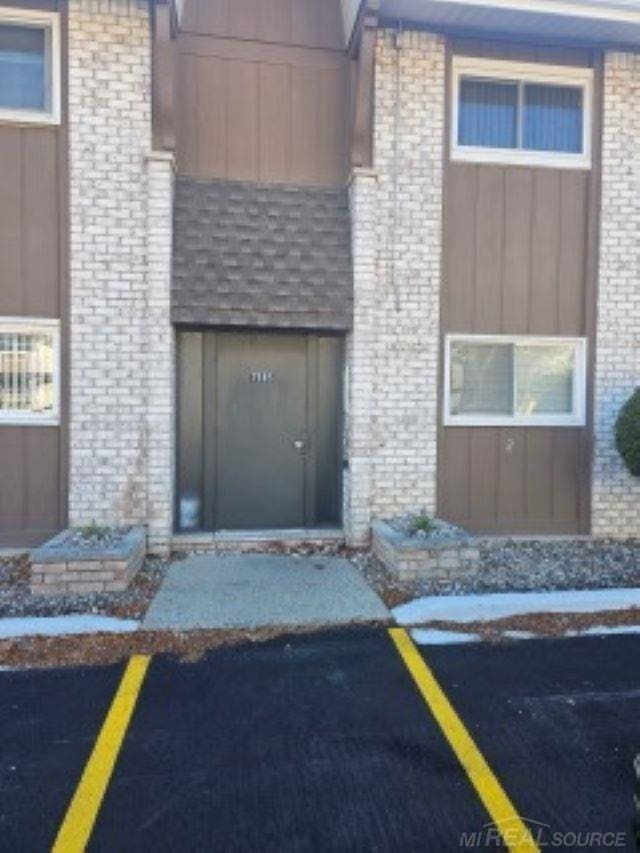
[372,520,480,582]
[30,527,146,596]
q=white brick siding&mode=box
[347,31,445,543]
[68,0,174,551]
[592,52,640,537]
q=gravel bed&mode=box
[388,514,468,544]
[2,537,638,625]
[357,539,640,602]
[468,539,640,594]
[0,554,169,620]
[64,526,131,552]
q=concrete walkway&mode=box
[143,554,390,631]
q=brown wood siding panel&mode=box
[226,59,260,180]
[438,39,599,535]
[23,128,60,317]
[442,163,476,331]
[0,427,61,545]
[503,169,533,334]
[0,128,61,317]
[182,0,343,50]
[0,128,23,315]
[530,170,562,334]
[258,63,291,182]
[0,0,67,547]
[474,167,504,333]
[175,0,349,185]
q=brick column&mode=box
[346,169,378,544]
[68,0,174,551]
[592,52,640,537]
[346,31,445,543]
[146,152,175,552]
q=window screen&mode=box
[458,79,518,149]
[447,338,584,425]
[515,345,574,416]
[523,84,583,153]
[450,342,513,416]
[0,328,56,418]
[0,23,48,112]
[457,73,586,156]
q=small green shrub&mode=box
[615,389,640,477]
[411,514,436,535]
[77,520,111,541]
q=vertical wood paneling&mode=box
[175,0,348,185]
[496,430,526,523]
[259,63,291,182]
[439,39,598,535]
[503,169,532,334]
[290,63,320,182]
[524,429,554,521]
[25,427,60,531]
[552,430,582,521]
[317,66,346,184]
[228,0,259,41]
[194,0,228,37]
[530,170,561,334]
[177,52,199,175]
[0,1,66,547]
[442,164,476,331]
[469,431,498,520]
[0,128,23,315]
[558,172,588,335]
[0,428,61,545]
[260,0,293,44]
[181,0,343,50]
[474,167,504,332]
[226,60,259,179]
[439,430,471,520]
[23,129,60,317]
[196,57,227,177]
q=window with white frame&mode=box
[0,320,60,425]
[451,58,592,169]
[444,336,587,427]
[0,8,60,124]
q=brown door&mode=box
[214,333,308,529]
[176,330,343,531]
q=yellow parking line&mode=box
[52,655,151,853]
[389,628,539,853]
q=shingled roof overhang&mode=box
[378,0,640,49]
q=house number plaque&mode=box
[250,371,275,384]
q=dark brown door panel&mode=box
[176,330,343,532]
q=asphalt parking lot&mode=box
[2,629,639,852]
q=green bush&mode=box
[410,514,436,535]
[615,389,640,476]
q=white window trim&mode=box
[0,317,61,426]
[451,57,593,170]
[0,7,61,126]
[443,334,588,428]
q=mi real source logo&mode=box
[459,817,628,849]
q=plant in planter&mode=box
[615,388,640,476]
[410,514,436,536]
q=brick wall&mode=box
[68,0,174,551]
[592,52,640,537]
[347,30,445,543]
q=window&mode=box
[444,336,587,427]
[452,58,592,168]
[0,319,60,425]
[0,9,60,124]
